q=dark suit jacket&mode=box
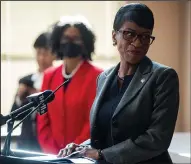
[90,56,179,164]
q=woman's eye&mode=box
[128,32,133,36]
[125,31,135,37]
[142,35,150,40]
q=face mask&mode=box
[59,42,82,58]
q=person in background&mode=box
[10,32,55,152]
[37,15,103,154]
[58,3,179,164]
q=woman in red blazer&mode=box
[37,15,103,154]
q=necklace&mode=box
[118,71,124,81]
[62,61,83,79]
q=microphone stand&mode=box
[2,106,37,156]
[2,106,36,156]
[2,117,15,156]
[2,107,36,156]
[1,79,70,157]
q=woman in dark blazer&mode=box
[58,3,179,164]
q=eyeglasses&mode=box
[118,30,155,45]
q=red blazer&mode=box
[37,61,102,154]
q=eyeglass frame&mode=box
[117,30,155,45]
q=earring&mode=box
[113,41,117,46]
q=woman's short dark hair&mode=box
[113,3,154,31]
[33,32,51,49]
[50,16,95,60]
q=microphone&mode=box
[0,90,55,126]
[0,114,7,126]
[0,102,34,126]
[2,79,70,156]
[27,90,55,115]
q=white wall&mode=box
[1,1,121,57]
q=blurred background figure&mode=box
[9,32,55,152]
[37,15,103,154]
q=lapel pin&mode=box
[141,78,145,83]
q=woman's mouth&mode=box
[129,50,141,56]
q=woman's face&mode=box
[59,26,84,59]
[112,21,154,65]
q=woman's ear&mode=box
[52,54,57,60]
[112,30,117,46]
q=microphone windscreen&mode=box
[42,90,55,103]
